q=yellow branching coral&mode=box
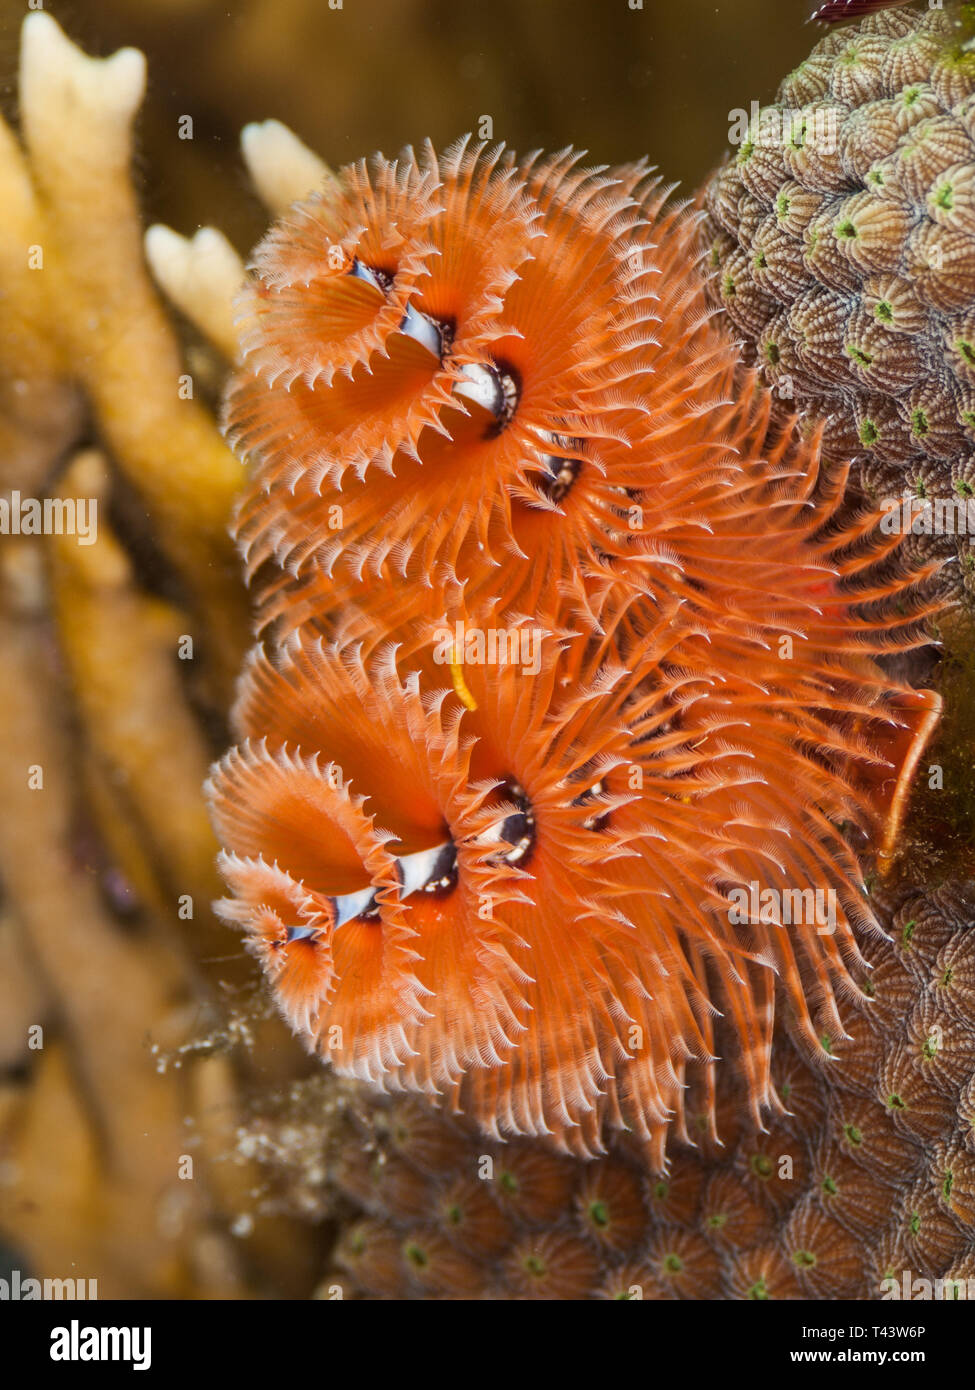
[11,11,249,700]
[0,12,320,1299]
[47,451,225,950]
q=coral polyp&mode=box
[209,139,944,1164]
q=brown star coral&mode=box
[703,2,975,610]
[292,882,975,1300]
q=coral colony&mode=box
[708,3,975,610]
[1,4,973,1302]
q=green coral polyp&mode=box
[588,1200,610,1229]
[847,344,873,367]
[935,184,955,211]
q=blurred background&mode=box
[0,0,814,251]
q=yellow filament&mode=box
[449,647,478,711]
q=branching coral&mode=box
[0,13,318,1298]
[12,11,249,702]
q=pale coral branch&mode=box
[0,533,235,1296]
[17,11,248,700]
[145,225,245,362]
[46,451,228,950]
[240,118,337,214]
[0,109,84,493]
